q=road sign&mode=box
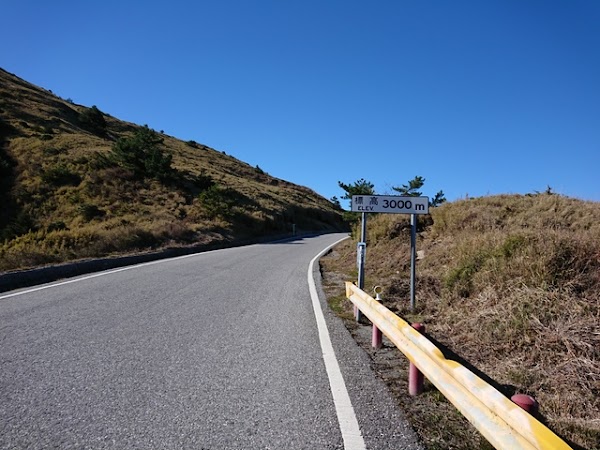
[351,195,429,214]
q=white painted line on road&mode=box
[308,236,366,450]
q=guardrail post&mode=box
[371,286,383,349]
[511,394,539,417]
[409,323,425,396]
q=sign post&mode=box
[355,212,368,322]
[410,214,417,311]
[351,195,429,312]
[359,211,367,291]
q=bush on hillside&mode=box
[0,211,35,242]
[197,185,236,219]
[79,105,107,133]
[41,164,82,187]
[47,221,68,232]
[194,170,215,191]
[79,203,105,222]
[97,126,175,182]
[0,149,13,177]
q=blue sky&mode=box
[2,1,599,204]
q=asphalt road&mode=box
[0,234,421,449]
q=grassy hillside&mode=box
[0,68,345,272]
[321,193,599,449]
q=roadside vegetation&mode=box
[321,192,599,450]
[0,68,345,272]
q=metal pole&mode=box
[356,212,367,322]
[358,212,367,290]
[360,212,367,251]
[410,213,417,312]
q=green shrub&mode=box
[79,203,104,221]
[0,211,35,241]
[444,249,491,297]
[41,164,81,187]
[42,147,63,156]
[47,221,68,232]
[0,149,14,177]
[497,234,526,258]
[105,126,175,182]
[195,170,215,191]
[79,105,107,132]
[197,185,236,219]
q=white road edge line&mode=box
[308,236,366,450]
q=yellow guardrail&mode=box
[345,282,572,450]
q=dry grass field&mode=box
[0,68,345,272]
[321,193,600,449]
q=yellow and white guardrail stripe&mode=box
[345,282,571,450]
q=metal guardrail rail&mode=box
[345,282,572,450]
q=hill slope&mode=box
[0,68,345,272]
[321,194,599,449]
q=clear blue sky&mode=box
[2,1,599,204]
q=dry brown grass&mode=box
[0,68,345,271]
[321,193,600,450]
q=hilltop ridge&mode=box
[0,68,345,272]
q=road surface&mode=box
[0,234,421,449]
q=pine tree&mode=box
[338,178,375,204]
[108,126,174,181]
[393,176,446,207]
[392,175,425,196]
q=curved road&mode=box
[0,234,421,449]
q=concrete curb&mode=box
[0,232,327,293]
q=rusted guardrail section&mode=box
[345,282,571,450]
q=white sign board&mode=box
[351,195,429,214]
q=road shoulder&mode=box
[311,247,423,450]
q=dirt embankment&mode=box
[320,194,600,450]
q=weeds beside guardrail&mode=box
[345,282,572,450]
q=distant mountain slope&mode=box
[0,68,345,272]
